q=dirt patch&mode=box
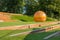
[0,12,20,22]
[0,12,10,22]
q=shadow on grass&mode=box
[20,19,27,22]
[24,28,59,40]
[0,28,59,40]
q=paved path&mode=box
[9,24,60,37]
[0,21,60,30]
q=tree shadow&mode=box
[20,19,27,22]
[24,28,45,40]
[24,28,59,40]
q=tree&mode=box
[36,0,60,20]
[0,0,23,13]
[24,0,39,15]
[6,0,23,13]
[0,0,7,11]
[0,0,60,20]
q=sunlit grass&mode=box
[0,22,36,27]
[0,28,59,40]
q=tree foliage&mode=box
[0,0,23,13]
[25,0,60,20]
[0,0,60,20]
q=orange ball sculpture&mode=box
[34,11,46,22]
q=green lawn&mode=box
[0,28,60,40]
[0,21,59,27]
[0,20,59,40]
[0,14,57,27]
[0,22,36,27]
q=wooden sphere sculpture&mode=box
[34,11,46,22]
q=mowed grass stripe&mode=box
[0,29,33,39]
[0,28,60,40]
[0,22,36,27]
[0,29,60,40]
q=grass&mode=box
[48,36,60,40]
[0,27,60,40]
[0,22,36,27]
[0,20,58,27]
[46,17,57,21]
[11,14,57,22]
[11,15,34,22]
[0,14,59,40]
[0,19,57,27]
[0,28,33,40]
[0,21,59,40]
